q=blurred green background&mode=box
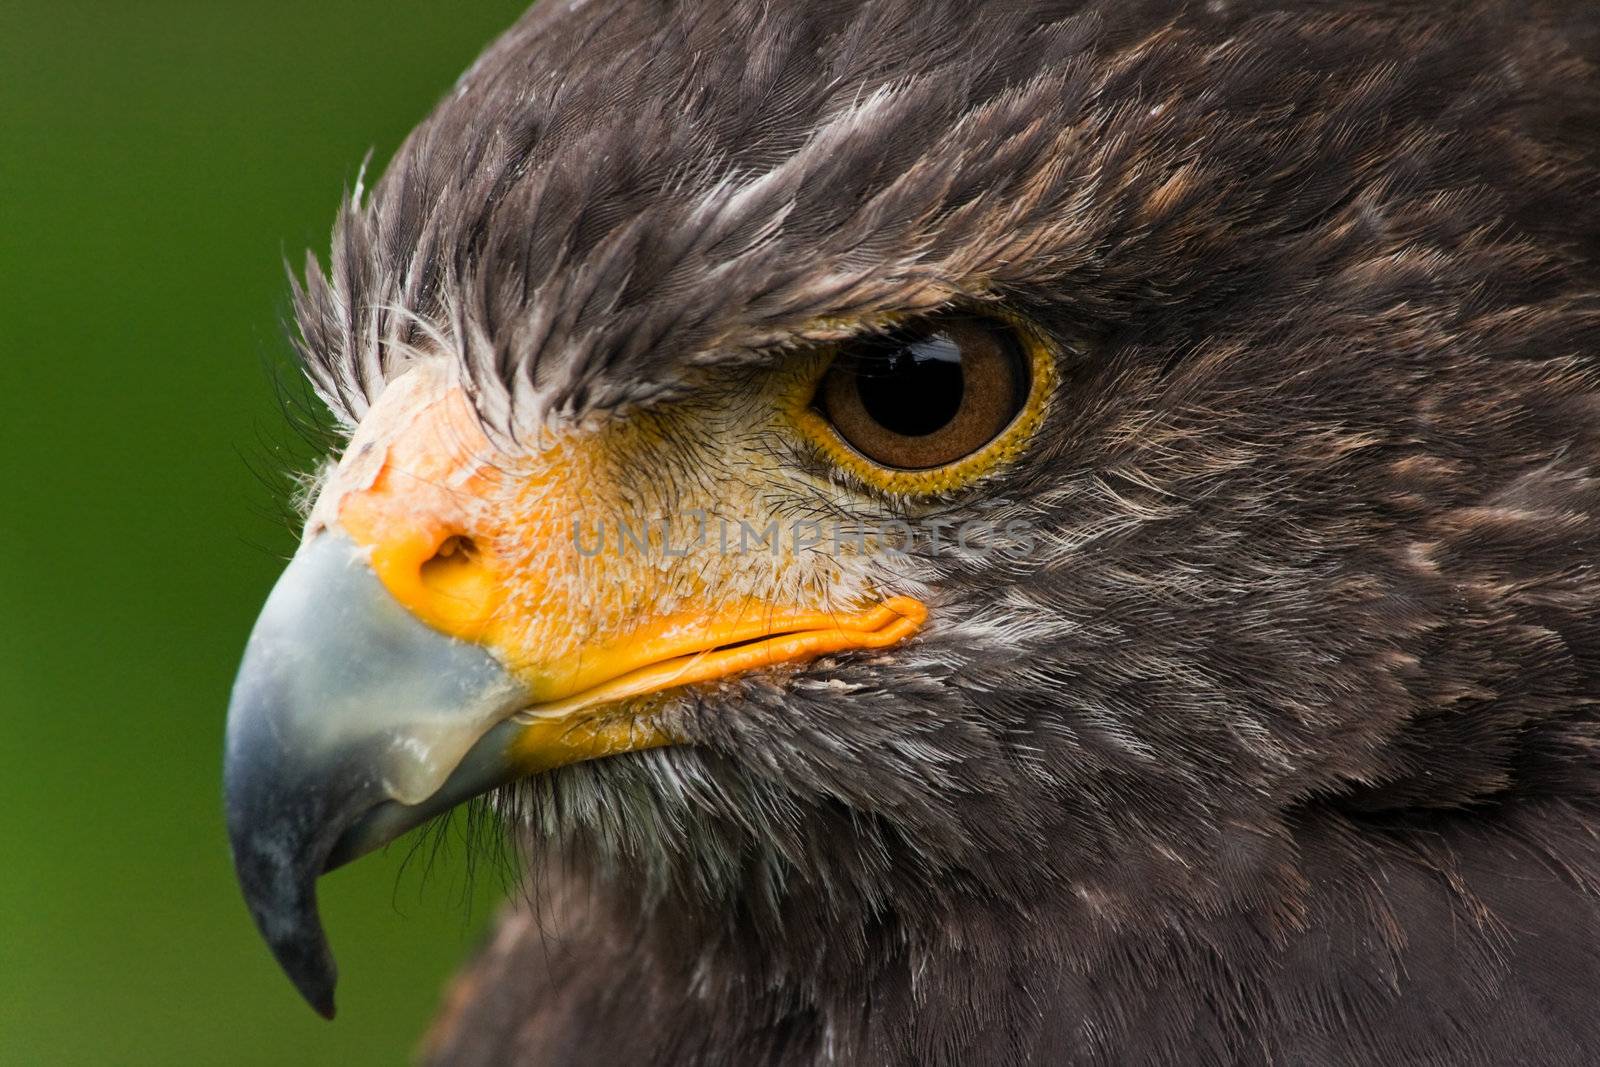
[2,3,532,1062]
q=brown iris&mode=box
[817,315,1030,471]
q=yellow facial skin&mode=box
[305,358,928,776]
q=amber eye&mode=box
[816,315,1030,471]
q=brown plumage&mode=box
[275,0,1600,1063]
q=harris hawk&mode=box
[224,0,1600,1063]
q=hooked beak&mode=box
[222,533,528,1018]
[223,363,926,1018]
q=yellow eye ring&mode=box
[784,312,1058,495]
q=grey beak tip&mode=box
[295,952,339,1021]
[269,913,339,1020]
[226,803,341,1018]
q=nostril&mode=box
[393,532,496,634]
[420,535,480,590]
[430,535,476,562]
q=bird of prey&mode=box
[224,0,1600,1063]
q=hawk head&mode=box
[225,0,1600,1028]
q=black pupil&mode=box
[856,333,964,436]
